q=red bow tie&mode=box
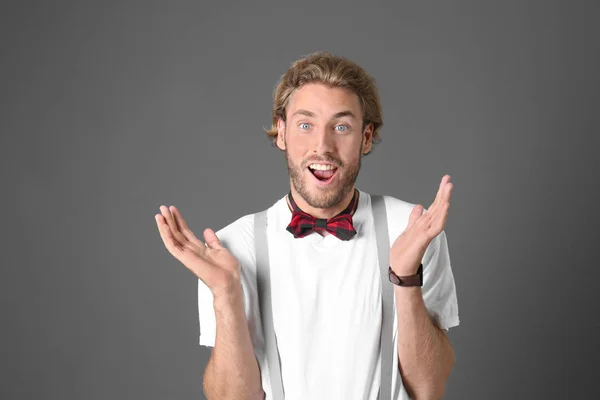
[286,189,359,241]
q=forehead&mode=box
[286,83,362,119]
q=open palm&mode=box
[155,205,241,298]
[390,174,453,276]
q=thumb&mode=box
[203,228,223,250]
[407,204,424,229]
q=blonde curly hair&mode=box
[264,51,383,155]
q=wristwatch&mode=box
[388,263,423,287]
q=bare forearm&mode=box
[204,287,264,400]
[395,286,454,400]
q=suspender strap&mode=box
[371,194,394,400]
[254,210,285,399]
[254,195,394,399]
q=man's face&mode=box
[276,82,373,209]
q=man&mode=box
[155,51,459,400]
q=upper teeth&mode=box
[309,164,336,171]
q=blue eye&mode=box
[335,125,349,131]
[299,123,311,130]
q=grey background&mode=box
[1,0,598,399]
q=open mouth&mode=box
[307,165,338,185]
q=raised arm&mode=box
[155,205,264,399]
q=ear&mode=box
[361,122,374,154]
[276,118,286,151]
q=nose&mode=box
[313,126,335,154]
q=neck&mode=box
[287,186,357,219]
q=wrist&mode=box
[389,263,423,287]
[213,283,244,313]
[390,261,421,277]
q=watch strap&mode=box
[388,263,423,287]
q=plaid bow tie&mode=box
[286,189,359,241]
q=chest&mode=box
[268,233,382,331]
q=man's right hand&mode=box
[155,205,242,299]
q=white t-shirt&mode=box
[198,188,459,399]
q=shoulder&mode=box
[379,194,417,236]
[381,194,417,218]
[213,195,283,269]
[214,213,257,267]
[215,213,255,247]
[214,195,284,244]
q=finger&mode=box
[169,205,183,232]
[203,228,223,250]
[429,203,449,235]
[160,205,187,244]
[437,184,453,228]
[430,175,450,208]
[407,204,424,229]
[444,181,454,202]
[169,205,204,247]
[430,183,452,230]
[428,175,451,215]
[431,182,452,214]
[155,214,184,255]
[434,200,450,225]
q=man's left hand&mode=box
[390,174,454,276]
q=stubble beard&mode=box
[284,141,363,210]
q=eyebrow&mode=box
[290,109,358,120]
